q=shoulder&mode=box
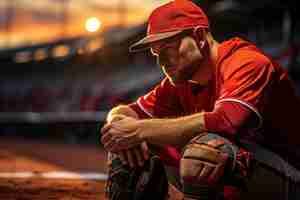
[231,47,271,66]
[221,47,275,80]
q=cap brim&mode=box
[129,30,183,52]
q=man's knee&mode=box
[180,133,238,199]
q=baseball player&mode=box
[101,0,300,199]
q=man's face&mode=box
[151,34,204,85]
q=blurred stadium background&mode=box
[0,0,298,199]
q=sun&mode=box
[85,17,101,33]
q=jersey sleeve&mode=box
[204,100,259,139]
[129,78,182,118]
[216,52,276,129]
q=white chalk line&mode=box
[0,171,108,180]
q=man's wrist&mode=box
[137,120,148,141]
[136,119,163,145]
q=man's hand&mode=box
[102,116,171,151]
[101,115,143,152]
[119,142,149,168]
[101,114,149,167]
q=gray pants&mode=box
[240,140,300,200]
[242,163,300,200]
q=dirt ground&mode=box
[0,136,183,200]
[0,178,105,200]
[0,136,108,200]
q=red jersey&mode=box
[130,37,300,168]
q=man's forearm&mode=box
[107,105,139,122]
[139,112,206,147]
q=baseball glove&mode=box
[105,153,169,200]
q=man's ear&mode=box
[193,27,206,40]
[192,28,205,50]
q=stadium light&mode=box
[85,17,101,33]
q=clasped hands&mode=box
[101,114,153,167]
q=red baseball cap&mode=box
[129,0,209,52]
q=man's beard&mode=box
[171,60,200,85]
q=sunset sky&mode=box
[0,0,168,49]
